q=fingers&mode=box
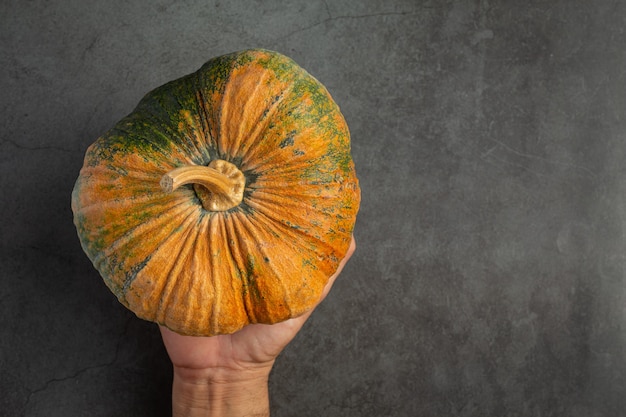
[318,235,356,304]
[288,235,357,326]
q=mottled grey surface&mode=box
[2,0,626,416]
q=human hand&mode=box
[160,237,356,417]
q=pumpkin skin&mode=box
[71,49,360,336]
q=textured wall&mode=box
[2,1,626,416]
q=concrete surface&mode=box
[2,0,626,416]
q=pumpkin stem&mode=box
[160,159,245,211]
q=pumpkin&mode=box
[71,49,360,336]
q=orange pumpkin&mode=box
[71,49,360,336]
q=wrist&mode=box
[172,364,273,417]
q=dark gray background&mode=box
[2,0,625,416]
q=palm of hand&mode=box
[160,314,310,373]
[160,237,355,375]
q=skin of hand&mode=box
[160,237,356,417]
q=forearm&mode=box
[171,366,272,417]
